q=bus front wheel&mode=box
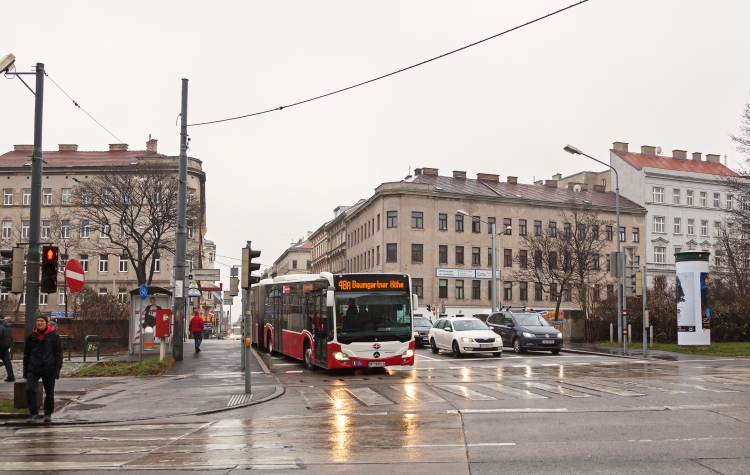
[304,342,317,371]
[266,333,274,354]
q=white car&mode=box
[428,317,503,357]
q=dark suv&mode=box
[486,311,562,354]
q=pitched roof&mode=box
[0,149,166,168]
[613,151,737,176]
[410,173,644,211]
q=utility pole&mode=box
[25,63,45,338]
[172,78,188,361]
[642,266,647,357]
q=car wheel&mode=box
[430,338,439,354]
[304,342,317,370]
[452,341,462,358]
[493,352,502,357]
[513,338,525,354]
[551,349,560,355]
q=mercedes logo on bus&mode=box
[373,351,381,358]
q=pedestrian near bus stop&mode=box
[23,314,63,423]
[190,311,204,352]
[0,315,14,382]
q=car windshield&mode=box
[335,291,412,344]
[414,317,432,327]
[514,313,552,327]
[452,319,489,331]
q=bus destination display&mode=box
[335,274,409,292]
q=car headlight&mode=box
[403,349,414,358]
[522,332,535,338]
[332,351,349,361]
[413,331,420,336]
[461,337,474,343]
[557,332,563,338]
[495,337,502,342]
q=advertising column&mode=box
[675,251,710,347]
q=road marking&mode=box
[346,387,393,406]
[479,383,547,399]
[299,389,334,409]
[391,385,445,403]
[616,381,686,394]
[629,437,744,443]
[433,384,496,400]
[286,370,303,373]
[671,383,740,393]
[571,363,591,366]
[511,365,529,368]
[273,363,302,366]
[673,359,735,363]
[403,443,516,448]
[562,380,644,397]
[524,382,593,398]
[453,408,568,414]
[542,364,560,367]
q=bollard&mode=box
[628,324,631,344]
[159,337,165,361]
[610,323,613,343]
[650,325,653,348]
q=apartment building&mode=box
[309,205,353,275]
[262,236,313,279]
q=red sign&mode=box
[155,309,172,338]
[64,259,85,293]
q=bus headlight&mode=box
[332,351,349,361]
[403,349,414,358]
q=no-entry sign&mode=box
[65,259,85,293]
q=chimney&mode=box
[545,179,558,188]
[477,173,499,182]
[672,150,687,160]
[613,142,629,153]
[146,138,158,153]
[414,168,423,176]
[692,152,702,162]
[507,176,518,184]
[109,143,129,151]
[534,180,544,186]
[593,184,606,192]
[552,173,562,181]
[706,154,721,164]
[58,144,78,152]
[13,145,33,151]
[422,167,439,176]
[641,145,657,156]
[452,170,466,179]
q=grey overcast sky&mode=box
[2,0,750,289]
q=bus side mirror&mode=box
[326,289,335,307]
[412,294,419,312]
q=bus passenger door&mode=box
[314,295,328,368]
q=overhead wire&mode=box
[188,0,589,127]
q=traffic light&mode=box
[241,245,261,289]
[229,276,239,296]
[41,246,59,294]
[635,270,644,296]
[0,247,24,294]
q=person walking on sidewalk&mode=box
[190,311,204,353]
[0,315,14,382]
[23,315,63,423]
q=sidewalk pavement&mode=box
[563,342,724,361]
[0,340,283,425]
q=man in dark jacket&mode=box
[0,315,13,382]
[23,314,63,423]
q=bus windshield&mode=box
[335,291,412,344]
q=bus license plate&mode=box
[368,362,386,367]
[542,340,554,344]
[479,344,492,348]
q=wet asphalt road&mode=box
[0,342,748,474]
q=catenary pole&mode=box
[491,222,497,313]
[172,79,188,361]
[25,63,45,338]
[642,265,647,357]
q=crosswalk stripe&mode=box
[479,383,547,399]
[562,380,644,397]
[616,381,686,394]
[299,388,335,409]
[391,385,446,403]
[346,387,394,406]
[433,384,497,400]
[524,382,592,398]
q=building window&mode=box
[700,192,707,207]
[519,219,527,236]
[534,250,542,268]
[413,278,423,298]
[687,219,695,235]
[438,213,447,230]
[434,245,446,265]
[1,220,10,239]
[654,246,666,263]
[81,189,91,205]
[673,218,681,234]
[687,190,694,205]
[534,220,542,236]
[386,243,397,262]
[653,216,665,233]
[471,247,480,265]
[39,293,48,306]
[455,246,464,264]
[563,222,571,237]
[632,228,639,242]
[118,256,128,272]
[439,279,448,298]
[472,216,481,233]
[548,221,557,237]
[619,226,626,242]
[503,218,512,235]
[591,254,600,270]
[80,220,90,238]
[100,223,110,239]
[58,289,66,306]
[377,214,380,231]
[41,220,50,239]
[3,189,12,205]
[535,282,543,301]
[578,223,587,239]
[503,282,512,301]
[563,286,572,302]
[701,220,708,236]
[674,246,682,255]
[411,211,423,229]
[727,195,733,210]
[99,254,108,273]
[455,280,464,299]
[43,188,52,205]
[99,288,108,296]
[455,214,464,232]
[519,250,528,268]
[62,188,72,205]
[387,211,397,228]
[519,282,528,301]
[714,221,721,237]
[607,285,614,299]
[549,251,558,269]
[652,187,664,203]
[376,246,380,265]
[23,189,31,206]
[488,248,493,267]
[606,254,611,272]
[605,225,613,241]
[673,188,680,204]
[292,260,298,270]
[187,220,194,239]
[22,220,29,241]
[118,288,128,304]
[713,193,720,208]
[591,224,599,239]
[504,249,512,267]
[487,217,495,234]
[80,254,88,272]
[411,244,423,263]
[472,280,481,299]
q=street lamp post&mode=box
[564,145,624,347]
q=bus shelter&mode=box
[129,286,173,355]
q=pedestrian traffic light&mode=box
[40,246,59,294]
[241,245,261,289]
[0,247,24,294]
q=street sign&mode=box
[140,284,148,300]
[64,259,85,293]
[188,281,201,297]
[51,311,74,319]
[188,269,220,281]
[224,298,233,305]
